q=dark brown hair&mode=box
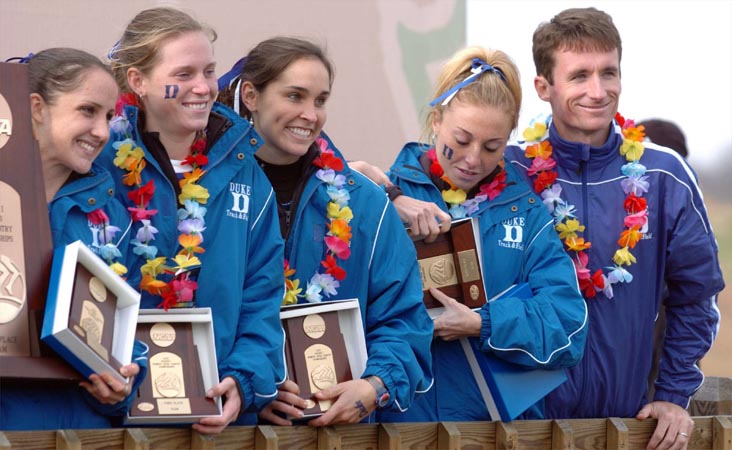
[28,47,112,104]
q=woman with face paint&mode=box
[375,46,589,422]
[95,7,285,433]
[218,37,433,426]
[0,48,146,430]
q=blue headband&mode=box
[5,53,34,64]
[429,58,506,107]
[217,56,247,91]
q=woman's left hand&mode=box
[308,378,376,426]
[192,376,241,435]
[79,362,139,405]
[431,287,482,340]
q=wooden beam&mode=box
[55,430,81,450]
[437,422,461,450]
[0,432,11,450]
[255,426,278,450]
[552,420,574,450]
[318,427,341,450]
[606,417,628,450]
[191,430,215,450]
[378,423,401,450]
[496,421,518,450]
[713,416,732,450]
[124,429,149,450]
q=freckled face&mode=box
[138,31,217,138]
[432,99,513,191]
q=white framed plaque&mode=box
[41,240,140,384]
[125,307,222,424]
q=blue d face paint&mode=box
[164,84,179,99]
[442,144,454,160]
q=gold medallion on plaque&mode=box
[302,314,326,339]
[88,277,107,303]
[304,343,336,411]
[429,257,455,286]
[137,402,155,412]
[150,322,176,348]
[80,300,109,361]
[0,183,26,328]
[470,284,479,301]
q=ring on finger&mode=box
[678,431,689,438]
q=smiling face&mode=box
[132,31,217,141]
[242,57,331,165]
[432,99,513,191]
[535,48,621,147]
[32,67,118,176]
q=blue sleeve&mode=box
[360,199,434,412]
[477,212,588,369]
[654,165,724,407]
[217,185,286,413]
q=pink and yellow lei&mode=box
[522,112,648,299]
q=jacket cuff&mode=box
[653,388,691,409]
[478,306,493,343]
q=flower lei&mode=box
[425,148,507,219]
[110,93,210,310]
[522,112,648,299]
[283,137,353,305]
[86,209,127,277]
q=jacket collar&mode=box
[547,121,624,172]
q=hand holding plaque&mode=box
[413,217,486,310]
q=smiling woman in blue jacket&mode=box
[0,48,146,430]
[362,46,587,422]
[94,8,286,433]
[218,37,433,426]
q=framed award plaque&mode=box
[41,240,140,384]
[126,308,221,424]
[413,217,487,311]
[1,62,79,380]
[280,299,368,418]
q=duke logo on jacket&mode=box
[498,216,524,251]
[227,182,251,221]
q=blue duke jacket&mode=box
[282,139,433,414]
[504,119,724,418]
[0,164,148,430]
[379,142,587,422]
[96,103,286,424]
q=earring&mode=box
[430,133,436,148]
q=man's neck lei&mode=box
[522,112,648,299]
[111,93,210,309]
[86,208,127,277]
[283,137,353,305]
[425,147,507,219]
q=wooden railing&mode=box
[1,416,731,450]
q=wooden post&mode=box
[124,429,149,450]
[606,417,628,450]
[55,430,81,450]
[713,416,732,450]
[318,427,341,450]
[191,430,215,450]
[690,377,732,416]
[377,423,401,450]
[255,426,279,450]
[552,420,574,450]
[437,422,461,450]
[496,422,518,450]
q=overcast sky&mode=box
[467,0,732,171]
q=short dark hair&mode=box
[638,119,688,158]
[533,7,622,84]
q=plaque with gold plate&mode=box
[0,61,78,380]
[42,241,140,384]
[126,308,221,424]
[413,217,486,315]
[280,299,368,418]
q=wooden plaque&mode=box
[283,310,352,416]
[68,264,122,371]
[131,321,218,419]
[413,218,486,309]
[0,61,77,380]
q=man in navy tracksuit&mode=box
[503,7,724,450]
